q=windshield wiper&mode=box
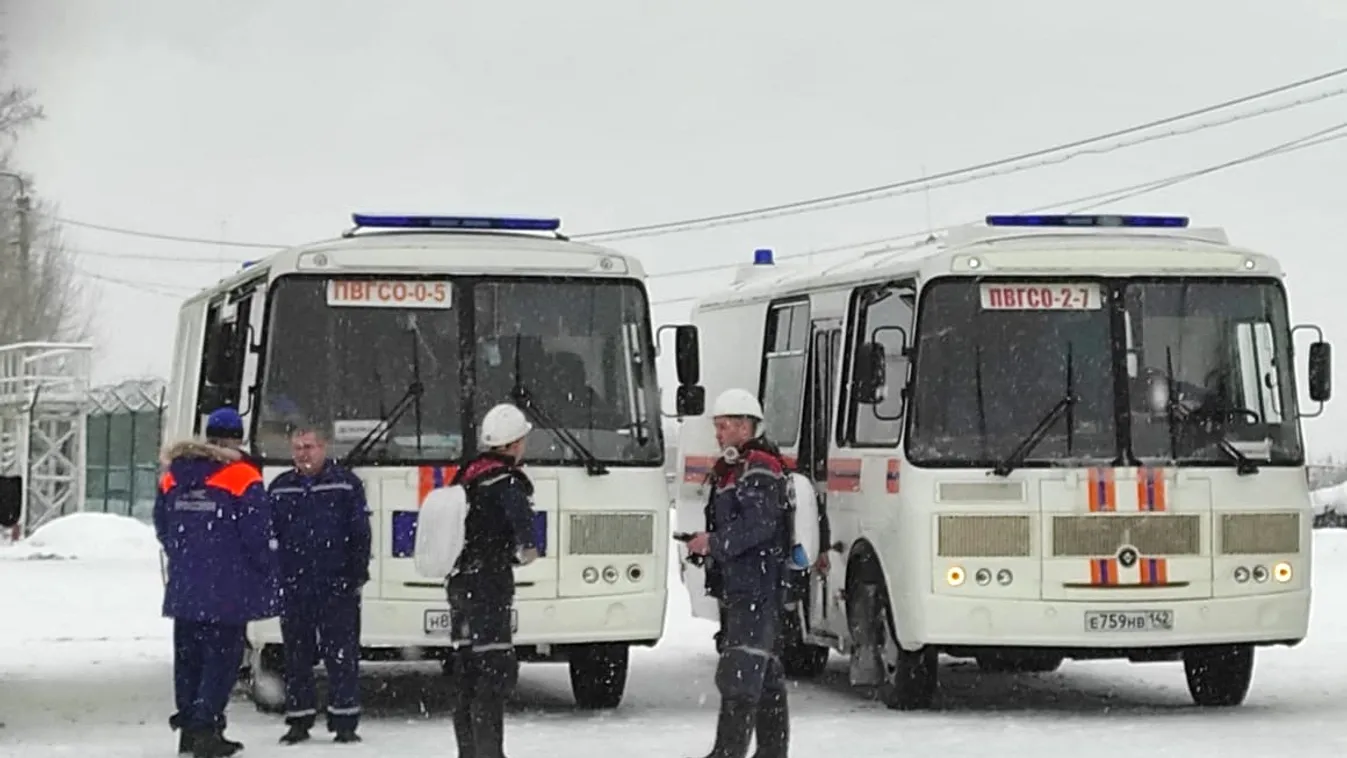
[343,379,425,466]
[991,343,1077,477]
[1162,347,1258,476]
[510,336,609,476]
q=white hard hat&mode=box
[479,403,533,448]
[711,388,763,420]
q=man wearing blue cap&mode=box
[156,406,280,757]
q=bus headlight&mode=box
[1273,562,1293,583]
[996,569,1014,586]
[582,567,599,584]
[974,568,992,586]
[626,563,643,582]
[1252,565,1269,583]
[601,565,619,584]
[946,566,966,586]
[1233,566,1250,583]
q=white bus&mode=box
[164,213,673,709]
[670,214,1333,710]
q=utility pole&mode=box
[1,171,31,342]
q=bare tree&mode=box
[0,35,92,343]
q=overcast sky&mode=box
[6,0,1347,454]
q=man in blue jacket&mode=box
[154,406,280,758]
[685,389,793,758]
[268,425,372,745]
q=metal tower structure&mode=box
[0,342,92,540]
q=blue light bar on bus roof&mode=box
[985,214,1190,229]
[351,213,563,232]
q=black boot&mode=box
[190,728,242,758]
[333,728,362,744]
[177,730,193,755]
[693,698,757,758]
[750,690,789,758]
[279,723,311,745]
[471,697,507,758]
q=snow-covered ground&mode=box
[3,514,1347,757]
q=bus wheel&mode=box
[568,643,630,710]
[1183,645,1254,707]
[852,581,937,710]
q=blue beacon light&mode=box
[350,213,563,232]
[985,214,1189,228]
[753,248,775,265]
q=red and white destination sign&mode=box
[326,280,451,309]
[979,282,1102,311]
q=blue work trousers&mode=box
[715,596,786,703]
[280,590,362,733]
[172,619,247,732]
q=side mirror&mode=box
[853,342,887,405]
[1309,341,1332,402]
[675,385,706,417]
[0,475,21,529]
[675,325,701,386]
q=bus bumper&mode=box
[247,589,669,650]
[911,589,1310,652]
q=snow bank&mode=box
[0,512,160,563]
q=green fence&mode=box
[86,378,166,522]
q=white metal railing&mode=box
[0,342,93,405]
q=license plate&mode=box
[1084,609,1174,633]
[423,609,519,635]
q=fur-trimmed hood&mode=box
[159,439,243,467]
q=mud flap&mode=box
[847,583,887,687]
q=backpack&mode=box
[784,471,820,570]
[413,483,470,579]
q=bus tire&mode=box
[1183,644,1254,707]
[849,576,937,711]
[568,643,630,710]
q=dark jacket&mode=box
[451,452,538,596]
[268,460,372,600]
[153,440,280,625]
[704,437,791,603]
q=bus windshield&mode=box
[906,276,1303,469]
[906,279,1116,467]
[252,275,662,466]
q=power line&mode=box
[29,65,1347,252]
[79,269,202,298]
[578,79,1347,243]
[648,119,1347,306]
[46,215,288,250]
[71,246,248,265]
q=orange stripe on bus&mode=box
[827,458,862,493]
[1139,557,1169,586]
[1087,467,1117,512]
[1089,558,1119,585]
[1136,467,1167,512]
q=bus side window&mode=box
[758,300,811,447]
[844,282,915,447]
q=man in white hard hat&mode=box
[685,388,792,758]
[446,402,539,758]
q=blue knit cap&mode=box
[206,407,244,440]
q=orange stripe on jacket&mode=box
[202,462,264,497]
[159,472,176,494]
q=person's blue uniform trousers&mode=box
[268,460,372,738]
[699,440,792,758]
[446,452,538,758]
[154,439,279,757]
